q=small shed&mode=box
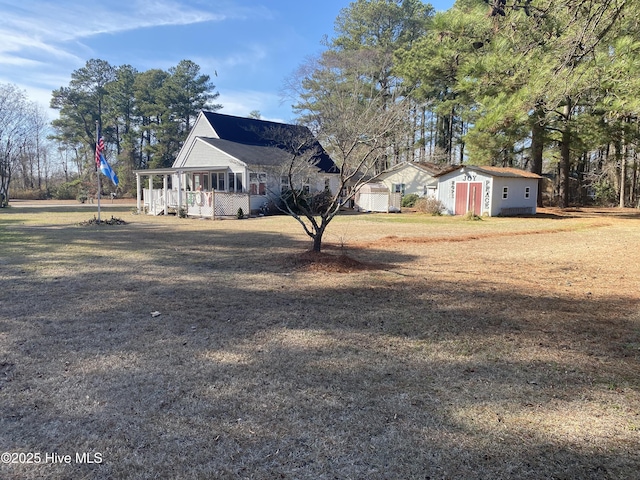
[435,165,541,216]
[354,183,400,213]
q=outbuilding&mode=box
[353,183,401,213]
[435,165,541,216]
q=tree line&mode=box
[0,58,219,204]
[0,84,51,206]
[287,0,640,208]
[49,58,220,196]
[4,0,640,209]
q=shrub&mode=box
[593,180,617,206]
[462,211,483,221]
[415,197,445,215]
[236,207,245,219]
[54,179,83,200]
[8,189,49,200]
[76,191,88,204]
[401,193,419,208]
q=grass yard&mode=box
[1,203,639,479]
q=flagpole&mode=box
[96,121,101,223]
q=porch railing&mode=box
[143,189,250,218]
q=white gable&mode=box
[190,111,219,139]
[172,112,220,168]
[179,138,246,168]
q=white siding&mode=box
[491,177,538,215]
[437,177,455,215]
[173,112,218,168]
[191,112,219,139]
[181,140,244,168]
[377,164,437,197]
[310,174,340,196]
[356,192,390,212]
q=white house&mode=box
[373,161,447,198]
[134,111,340,217]
[435,165,541,216]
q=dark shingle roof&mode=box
[199,138,292,167]
[201,111,339,173]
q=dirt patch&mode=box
[289,250,384,273]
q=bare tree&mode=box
[281,57,409,252]
[0,84,34,206]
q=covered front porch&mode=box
[134,167,252,218]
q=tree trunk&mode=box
[620,141,627,208]
[558,100,572,208]
[420,106,426,162]
[312,231,323,252]
[530,104,545,207]
[631,150,638,207]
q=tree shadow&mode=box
[1,221,639,479]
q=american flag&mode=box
[95,136,105,170]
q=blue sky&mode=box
[0,0,454,123]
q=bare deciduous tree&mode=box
[281,53,409,252]
[0,83,35,206]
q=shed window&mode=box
[525,187,530,199]
[502,186,509,200]
[249,172,267,195]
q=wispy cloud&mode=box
[0,1,226,52]
[0,0,262,107]
[0,0,298,119]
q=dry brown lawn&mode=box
[0,203,639,479]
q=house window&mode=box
[211,172,225,191]
[392,183,405,194]
[502,186,509,200]
[324,178,331,192]
[525,186,530,199]
[281,176,290,193]
[249,172,267,195]
[193,173,209,191]
[228,172,243,192]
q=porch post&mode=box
[136,173,141,213]
[163,174,169,216]
[149,175,153,214]
[177,170,183,214]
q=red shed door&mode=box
[468,182,482,215]
[455,182,483,215]
[455,182,468,215]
